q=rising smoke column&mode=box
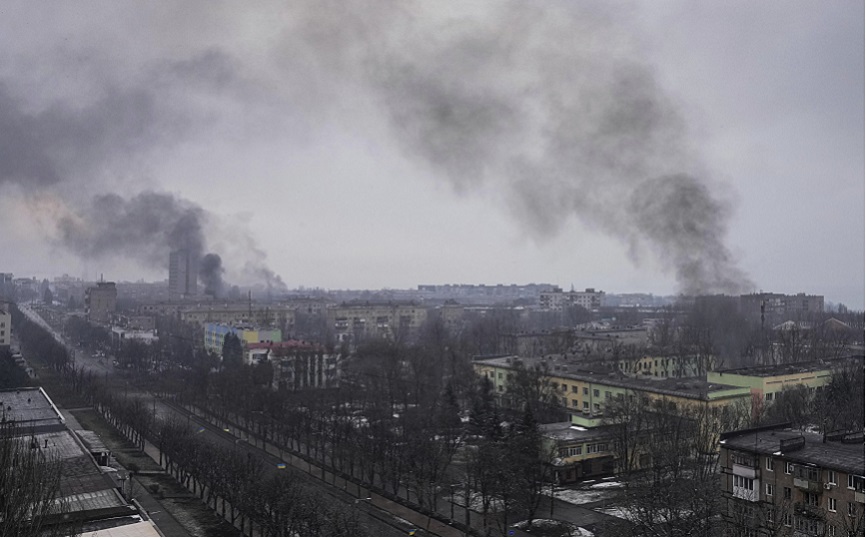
[0,57,282,290]
[287,1,752,295]
[199,253,225,298]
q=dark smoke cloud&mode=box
[284,2,752,295]
[0,82,167,189]
[57,191,207,266]
[199,253,225,298]
[0,45,287,291]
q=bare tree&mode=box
[0,424,68,537]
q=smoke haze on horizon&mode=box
[0,2,861,307]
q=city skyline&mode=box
[0,2,862,308]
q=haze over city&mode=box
[0,1,862,308]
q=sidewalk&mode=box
[62,408,191,537]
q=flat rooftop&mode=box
[714,355,863,378]
[474,356,745,401]
[721,427,865,476]
[0,386,65,429]
[539,422,619,443]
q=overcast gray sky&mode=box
[0,1,862,308]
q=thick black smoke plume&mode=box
[287,2,753,294]
[0,61,286,290]
[199,253,225,298]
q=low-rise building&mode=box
[707,356,863,408]
[719,424,865,536]
[0,387,159,535]
[203,323,282,355]
[474,355,752,484]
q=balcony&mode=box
[856,491,865,504]
[793,477,823,493]
[732,463,758,479]
[794,502,824,519]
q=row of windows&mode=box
[765,456,865,491]
[558,443,611,457]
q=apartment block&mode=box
[84,282,117,324]
[539,287,605,311]
[720,424,864,536]
[203,323,282,355]
[328,301,427,343]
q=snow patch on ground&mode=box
[590,481,622,489]
[553,488,613,505]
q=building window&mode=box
[766,484,774,496]
[572,399,578,408]
[798,466,819,481]
[766,508,774,524]
[848,502,856,517]
[828,497,837,512]
[732,452,756,467]
[783,487,791,500]
[827,470,836,485]
[765,392,773,401]
[848,474,864,492]
[561,384,567,392]
[785,462,794,474]
[733,475,754,490]
[567,446,582,456]
[804,492,819,507]
[593,389,599,397]
[766,457,774,471]
[605,391,611,399]
[828,524,837,536]
[783,512,791,527]
[498,372,503,379]
[582,401,589,410]
[583,387,588,395]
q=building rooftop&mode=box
[474,356,745,401]
[539,422,619,443]
[714,355,863,378]
[0,387,65,430]
[721,426,865,476]
[248,340,323,351]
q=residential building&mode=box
[0,306,10,348]
[246,341,340,390]
[84,282,117,324]
[180,302,299,331]
[740,292,825,326]
[168,249,197,299]
[328,301,427,343]
[203,322,282,355]
[539,287,605,312]
[719,424,865,536]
